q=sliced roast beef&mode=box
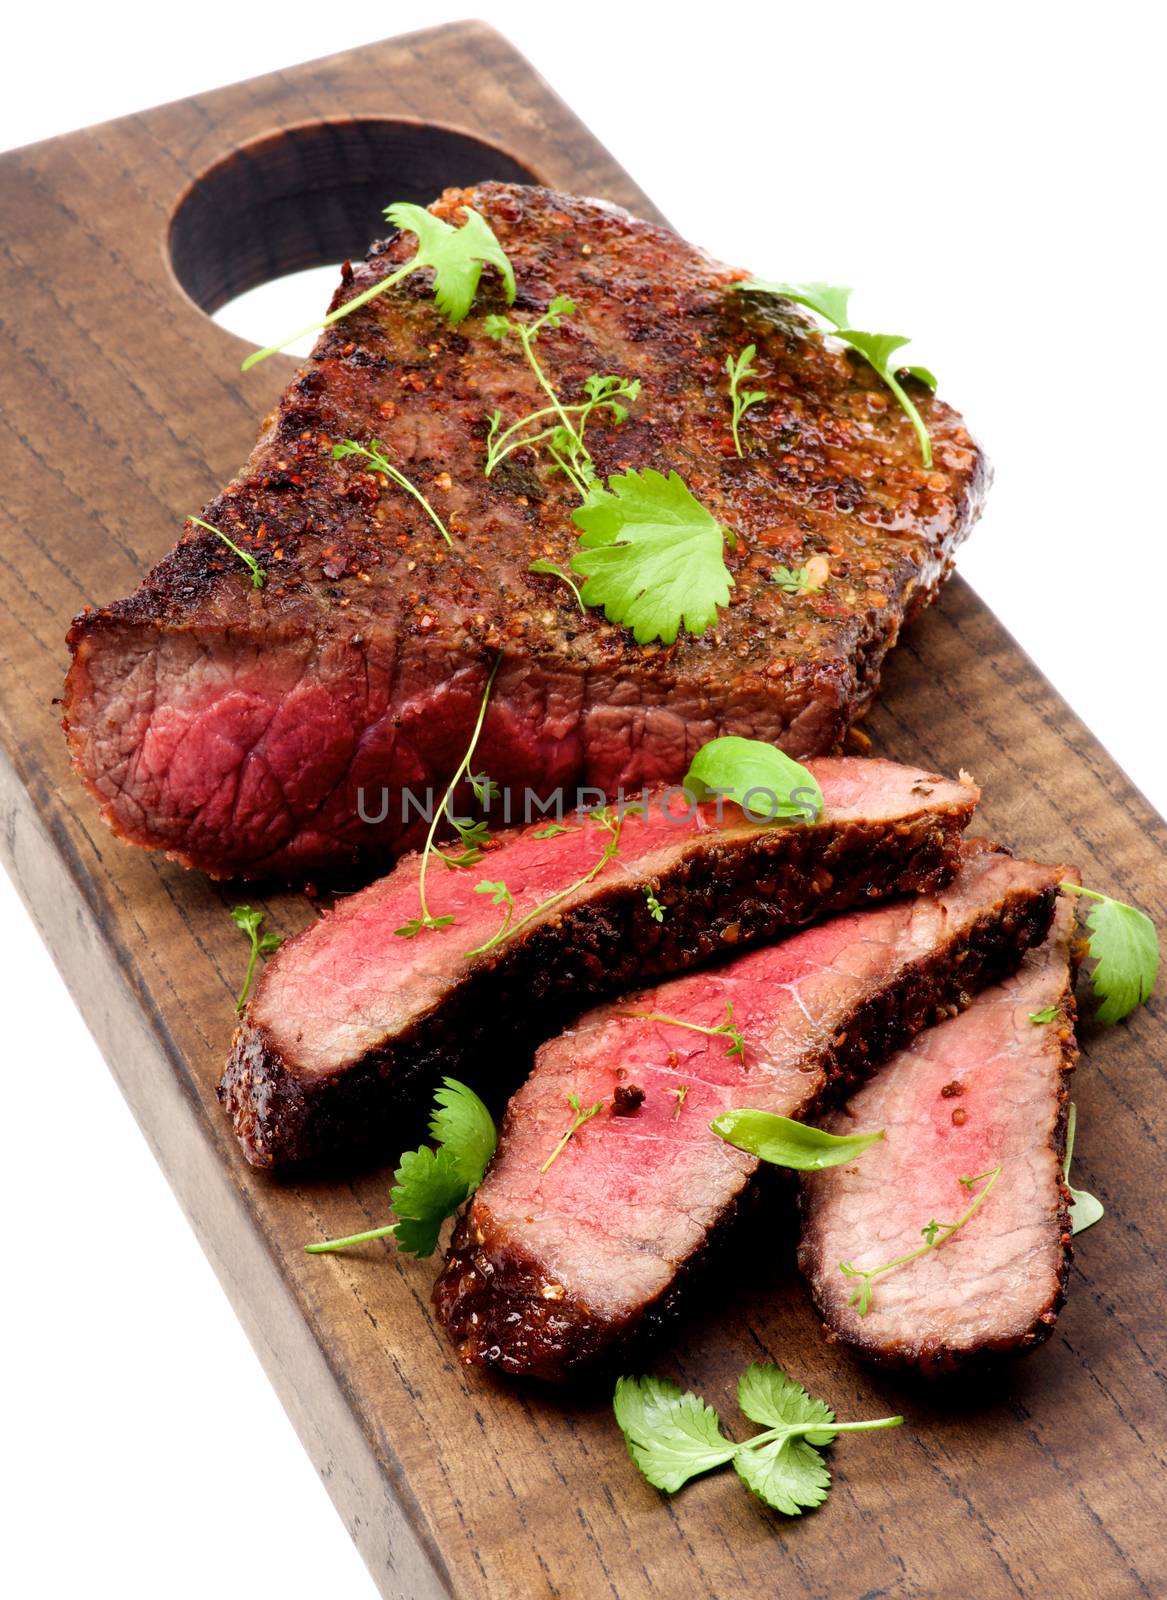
[220,758,976,1166]
[63,182,987,880]
[797,892,1081,1375]
[433,846,1065,1382]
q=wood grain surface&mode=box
[2,21,1164,1599]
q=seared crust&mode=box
[220,797,974,1167]
[434,866,1061,1382]
[64,184,988,879]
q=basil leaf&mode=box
[682,736,823,824]
[711,1109,884,1170]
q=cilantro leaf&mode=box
[305,1077,497,1259]
[733,279,934,466]
[771,564,811,595]
[1061,883,1158,1024]
[242,202,514,367]
[712,1110,884,1171]
[682,735,823,824]
[428,1078,497,1190]
[734,1433,833,1516]
[613,1376,737,1492]
[737,278,855,328]
[615,1365,902,1517]
[736,1364,837,1440]
[384,201,516,325]
[571,469,734,646]
[230,904,282,1012]
[388,1145,470,1257]
[1064,1102,1104,1235]
[1029,1005,1059,1024]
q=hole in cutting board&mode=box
[168,118,540,353]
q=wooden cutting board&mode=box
[2,22,1164,1599]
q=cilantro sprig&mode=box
[395,656,500,939]
[683,735,823,824]
[463,806,623,958]
[736,279,936,467]
[619,1002,745,1061]
[332,439,452,545]
[712,1110,884,1171]
[1064,1102,1104,1235]
[572,469,735,646]
[305,1078,496,1258]
[540,1091,605,1173]
[725,344,767,456]
[483,298,734,646]
[528,558,585,612]
[242,201,515,369]
[230,905,283,1012]
[1060,882,1158,1024]
[614,1365,901,1516]
[839,1166,1002,1316]
[189,516,265,589]
[484,299,639,495]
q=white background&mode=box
[2,4,1163,1596]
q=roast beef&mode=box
[220,759,976,1166]
[797,892,1081,1374]
[433,846,1065,1382]
[64,182,987,880]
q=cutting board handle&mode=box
[168,115,540,317]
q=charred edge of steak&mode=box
[797,958,1083,1378]
[218,809,970,1168]
[433,879,1061,1383]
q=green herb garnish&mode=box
[305,1078,496,1258]
[644,887,666,923]
[614,1365,901,1515]
[189,516,265,589]
[243,201,515,369]
[484,299,640,494]
[683,735,823,824]
[839,1165,1002,1316]
[620,1002,745,1060]
[528,558,585,612]
[670,1085,689,1120]
[464,807,623,958]
[540,1091,604,1174]
[771,564,811,595]
[230,905,282,1013]
[736,279,935,467]
[725,344,767,456]
[332,439,452,545]
[395,656,499,938]
[572,468,734,646]
[712,1110,884,1171]
[1029,1004,1059,1025]
[1059,882,1158,1024]
[1064,1102,1104,1235]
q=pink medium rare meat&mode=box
[797,891,1082,1374]
[433,845,1066,1381]
[220,758,977,1166]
